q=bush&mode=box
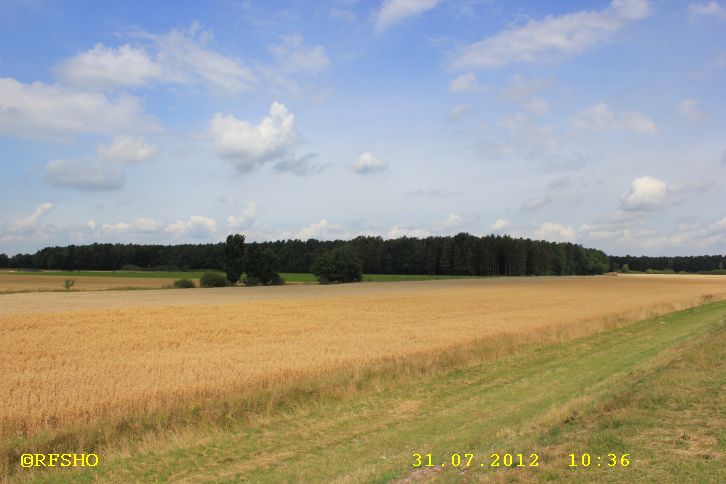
[173,278,195,288]
[199,272,228,288]
[243,276,260,286]
[312,245,363,284]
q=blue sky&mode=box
[1,0,725,256]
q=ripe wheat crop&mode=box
[1,275,725,439]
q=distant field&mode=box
[0,270,483,292]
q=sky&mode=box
[0,0,725,257]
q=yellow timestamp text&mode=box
[568,453,630,467]
[412,452,539,468]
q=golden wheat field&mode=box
[1,275,725,439]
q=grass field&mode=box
[9,294,726,482]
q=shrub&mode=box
[173,278,195,288]
[243,276,260,286]
[199,272,228,288]
[312,246,363,284]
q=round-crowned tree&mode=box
[244,246,282,286]
[312,245,363,284]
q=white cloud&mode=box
[498,75,551,116]
[571,103,656,134]
[352,152,389,174]
[688,1,726,20]
[622,111,657,134]
[0,77,153,140]
[273,153,324,176]
[293,219,352,240]
[165,215,218,238]
[45,159,124,191]
[446,104,475,121]
[387,225,431,238]
[491,218,509,231]
[227,202,258,229]
[1,203,54,242]
[11,203,53,232]
[520,197,550,212]
[451,0,652,69]
[375,0,442,32]
[533,222,576,242]
[55,24,255,92]
[98,135,157,164]
[443,213,462,228]
[209,102,300,173]
[675,99,705,123]
[270,36,330,74]
[620,176,668,211]
[297,219,330,240]
[54,44,162,89]
[100,217,162,234]
[498,112,532,131]
[448,73,486,93]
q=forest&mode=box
[1,234,724,276]
[0,233,612,276]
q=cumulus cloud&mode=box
[448,73,486,93]
[451,0,652,69]
[100,217,163,234]
[55,24,255,92]
[352,152,389,174]
[443,213,462,228]
[165,215,218,238]
[491,218,509,231]
[533,222,576,242]
[227,202,258,229]
[375,0,442,32]
[676,99,706,123]
[54,44,162,89]
[620,176,668,211]
[688,1,726,20]
[387,225,431,239]
[98,135,157,164]
[297,219,330,239]
[292,219,353,240]
[571,103,656,134]
[45,159,124,191]
[0,77,153,140]
[209,102,300,173]
[11,203,53,233]
[270,36,330,74]
[0,203,54,242]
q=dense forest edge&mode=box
[0,233,724,276]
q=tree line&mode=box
[610,254,726,274]
[0,233,614,276]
